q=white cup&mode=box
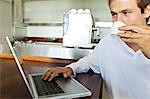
[111,21,126,37]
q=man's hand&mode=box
[118,25,150,58]
[42,67,73,81]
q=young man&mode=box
[43,0,150,98]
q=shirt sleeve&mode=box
[66,43,102,76]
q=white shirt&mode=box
[67,34,150,99]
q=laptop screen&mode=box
[6,36,34,96]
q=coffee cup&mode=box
[111,21,126,37]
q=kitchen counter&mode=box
[1,42,93,60]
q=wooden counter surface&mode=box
[0,58,102,99]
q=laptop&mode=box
[6,36,92,99]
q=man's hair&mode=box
[137,0,150,22]
[108,0,150,22]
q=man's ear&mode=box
[143,4,150,18]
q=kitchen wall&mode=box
[0,0,27,54]
[0,0,12,54]
[24,0,111,23]
[0,0,12,45]
[24,0,112,38]
[27,26,63,38]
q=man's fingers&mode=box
[118,32,144,39]
[42,67,72,81]
[119,25,142,33]
[119,26,150,35]
[121,38,139,44]
[43,70,53,80]
[42,70,48,79]
[64,71,71,78]
[42,67,68,80]
[48,74,58,81]
[42,70,60,81]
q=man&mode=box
[43,0,150,98]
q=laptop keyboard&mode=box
[33,75,64,96]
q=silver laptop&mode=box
[6,36,92,99]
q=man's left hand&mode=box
[118,25,150,58]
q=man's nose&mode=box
[115,14,124,22]
[114,13,124,22]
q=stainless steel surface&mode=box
[16,43,93,59]
[1,42,93,59]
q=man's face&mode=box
[110,0,146,26]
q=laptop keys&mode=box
[33,75,64,96]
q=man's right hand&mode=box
[42,67,73,81]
